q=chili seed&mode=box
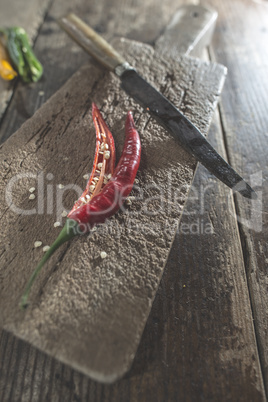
[29,194,36,200]
[54,221,61,227]
[34,241,42,248]
[104,151,110,160]
[29,187,35,193]
[100,251,107,259]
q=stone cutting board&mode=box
[0,38,226,382]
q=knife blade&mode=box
[58,13,256,199]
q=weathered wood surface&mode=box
[202,0,268,393]
[0,0,267,400]
[0,38,226,382]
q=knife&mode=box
[58,13,256,199]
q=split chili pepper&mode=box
[20,103,141,309]
[0,38,17,80]
[68,102,116,216]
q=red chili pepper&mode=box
[68,109,141,228]
[68,103,116,216]
[20,104,141,309]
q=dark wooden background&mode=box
[0,0,267,401]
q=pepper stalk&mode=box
[0,37,17,80]
[20,219,78,309]
[0,27,43,83]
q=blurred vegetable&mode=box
[0,38,17,80]
[0,27,43,83]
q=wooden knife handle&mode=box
[58,13,127,73]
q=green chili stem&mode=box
[2,27,43,83]
[20,219,78,309]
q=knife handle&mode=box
[58,13,129,74]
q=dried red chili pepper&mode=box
[20,104,141,308]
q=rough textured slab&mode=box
[0,38,225,382]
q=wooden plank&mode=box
[0,38,225,382]
[203,0,268,393]
[0,0,52,122]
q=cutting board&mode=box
[0,37,226,382]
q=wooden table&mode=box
[0,0,267,400]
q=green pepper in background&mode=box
[0,27,43,83]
